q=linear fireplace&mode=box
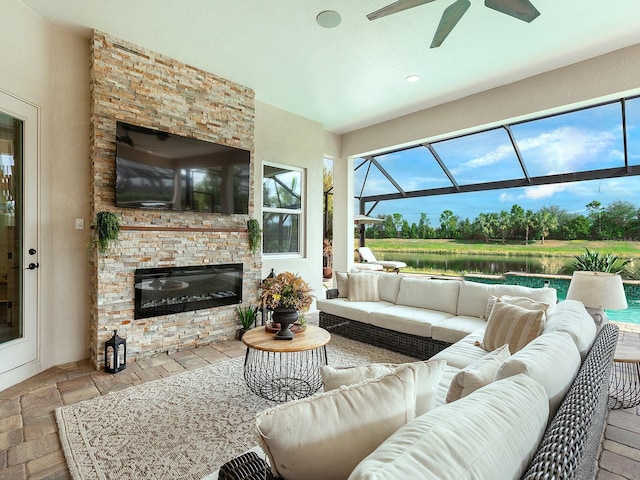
[134,264,243,319]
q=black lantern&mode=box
[104,329,126,374]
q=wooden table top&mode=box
[242,325,331,353]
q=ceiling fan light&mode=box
[316,10,342,28]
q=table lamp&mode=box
[565,271,628,330]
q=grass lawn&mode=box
[362,238,640,259]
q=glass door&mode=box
[0,91,38,377]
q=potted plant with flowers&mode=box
[260,271,314,340]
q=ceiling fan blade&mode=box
[430,0,471,48]
[367,0,437,21]
[484,0,540,22]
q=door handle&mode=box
[27,263,39,270]
[29,248,37,255]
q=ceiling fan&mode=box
[367,0,540,48]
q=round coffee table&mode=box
[242,325,331,402]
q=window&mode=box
[262,163,304,255]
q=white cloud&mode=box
[499,192,515,202]
[451,143,514,175]
[519,183,570,200]
[517,126,617,173]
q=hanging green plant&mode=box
[90,211,120,254]
[247,218,262,255]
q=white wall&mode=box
[333,42,640,274]
[254,101,325,310]
[0,0,91,389]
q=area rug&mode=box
[56,336,415,480]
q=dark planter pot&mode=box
[235,328,249,340]
[272,307,299,340]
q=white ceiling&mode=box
[19,0,640,134]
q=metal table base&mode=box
[244,346,327,402]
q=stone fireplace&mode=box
[89,32,260,368]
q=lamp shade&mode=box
[566,271,628,310]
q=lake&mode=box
[381,252,573,275]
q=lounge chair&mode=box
[357,247,407,272]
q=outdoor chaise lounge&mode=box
[357,246,407,272]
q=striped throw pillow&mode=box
[482,300,545,354]
[348,273,380,302]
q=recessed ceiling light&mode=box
[405,75,420,83]
[316,10,342,28]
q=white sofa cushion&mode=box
[256,365,419,480]
[348,273,380,302]
[348,374,549,480]
[377,272,402,303]
[543,300,597,359]
[496,331,581,416]
[396,277,460,314]
[493,283,557,306]
[456,280,557,318]
[368,305,453,337]
[315,298,394,324]
[482,300,545,354]
[430,330,486,369]
[446,344,511,402]
[321,359,445,416]
[456,280,493,318]
[430,315,487,344]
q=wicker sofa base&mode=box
[319,311,451,360]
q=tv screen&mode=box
[115,122,250,214]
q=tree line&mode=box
[361,200,640,242]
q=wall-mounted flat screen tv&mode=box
[115,122,250,214]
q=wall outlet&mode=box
[75,218,84,230]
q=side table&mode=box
[608,339,640,409]
[242,325,331,402]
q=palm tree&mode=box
[535,209,558,244]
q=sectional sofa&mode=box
[219,272,618,479]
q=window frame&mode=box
[262,161,305,258]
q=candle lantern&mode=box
[104,329,126,374]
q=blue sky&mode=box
[353,97,640,225]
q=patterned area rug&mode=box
[56,336,414,480]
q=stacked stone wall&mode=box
[89,32,259,367]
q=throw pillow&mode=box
[256,365,417,480]
[483,295,499,320]
[348,273,380,302]
[321,359,446,416]
[481,300,545,354]
[483,295,550,320]
[446,344,511,403]
[500,295,550,314]
[335,271,349,298]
